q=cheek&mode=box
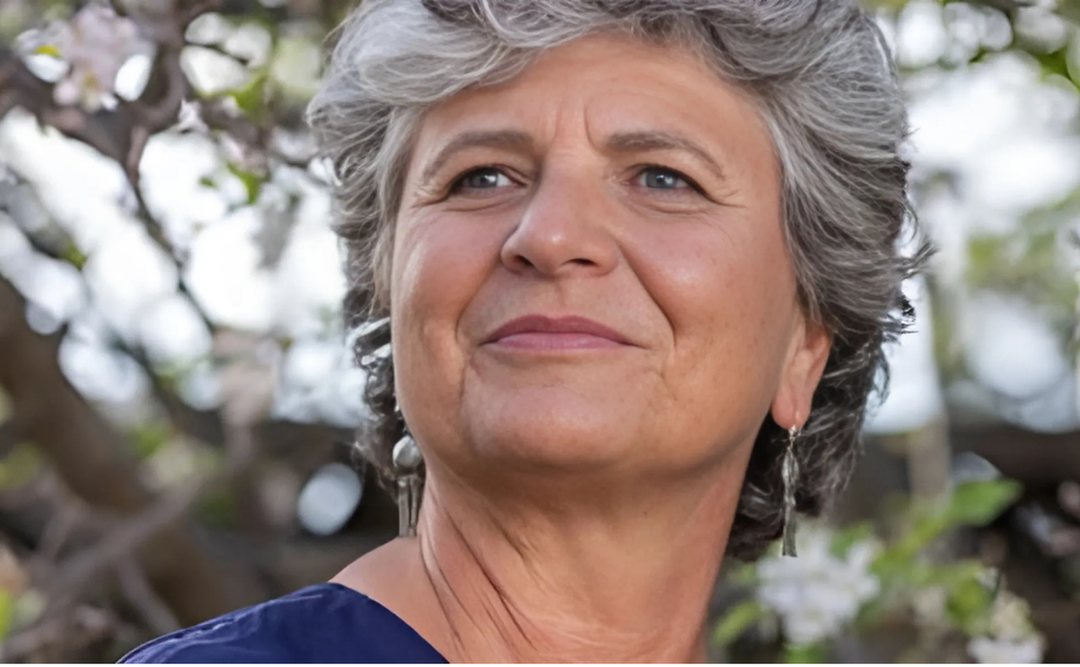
[629,209,796,420]
[390,211,505,427]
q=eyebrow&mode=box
[418,130,535,187]
[604,131,729,184]
[416,128,728,187]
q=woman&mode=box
[123,0,925,662]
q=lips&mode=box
[482,315,633,349]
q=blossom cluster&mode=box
[746,522,1046,663]
[754,528,881,645]
[966,589,1044,664]
[19,4,153,111]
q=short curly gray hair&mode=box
[308,0,928,560]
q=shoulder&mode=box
[118,585,347,663]
[118,583,444,664]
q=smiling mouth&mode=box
[482,315,634,351]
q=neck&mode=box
[337,458,748,663]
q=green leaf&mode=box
[870,543,916,581]
[783,642,826,663]
[853,594,891,631]
[227,163,265,205]
[713,599,766,647]
[0,590,14,641]
[726,560,759,587]
[0,445,42,490]
[965,224,1079,314]
[945,576,994,635]
[61,243,87,270]
[1067,30,1080,86]
[196,488,237,528]
[945,480,1022,527]
[907,512,951,549]
[880,511,950,567]
[921,560,988,589]
[128,422,173,460]
[1035,46,1071,81]
[228,72,269,120]
[830,521,876,559]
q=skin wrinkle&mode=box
[430,478,640,661]
[426,478,551,660]
[330,33,834,663]
[311,0,928,656]
[419,526,471,656]
[311,0,924,565]
[642,213,736,403]
[421,472,723,662]
[441,505,527,653]
[418,129,537,192]
[604,130,730,188]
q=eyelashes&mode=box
[446,164,707,198]
[632,165,706,195]
[448,166,517,194]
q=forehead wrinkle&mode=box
[417,129,536,187]
[604,131,729,184]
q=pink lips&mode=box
[483,315,633,351]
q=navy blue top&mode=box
[119,583,448,663]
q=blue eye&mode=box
[637,167,691,190]
[454,168,512,191]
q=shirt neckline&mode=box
[317,581,448,663]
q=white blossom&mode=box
[967,636,1044,664]
[988,590,1037,642]
[36,5,153,111]
[967,588,1044,663]
[912,586,948,627]
[755,527,881,645]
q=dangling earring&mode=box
[392,434,423,537]
[781,422,801,557]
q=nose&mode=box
[499,163,619,278]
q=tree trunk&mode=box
[0,275,259,626]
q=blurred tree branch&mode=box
[0,603,119,663]
[0,274,261,625]
[8,217,352,459]
[114,555,180,637]
[952,424,1080,486]
[0,0,204,263]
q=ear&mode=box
[770,313,832,431]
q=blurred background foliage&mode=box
[0,0,1078,662]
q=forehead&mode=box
[410,33,775,172]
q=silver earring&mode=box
[781,423,801,557]
[392,434,423,537]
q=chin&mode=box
[461,388,642,472]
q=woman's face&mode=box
[392,35,830,483]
